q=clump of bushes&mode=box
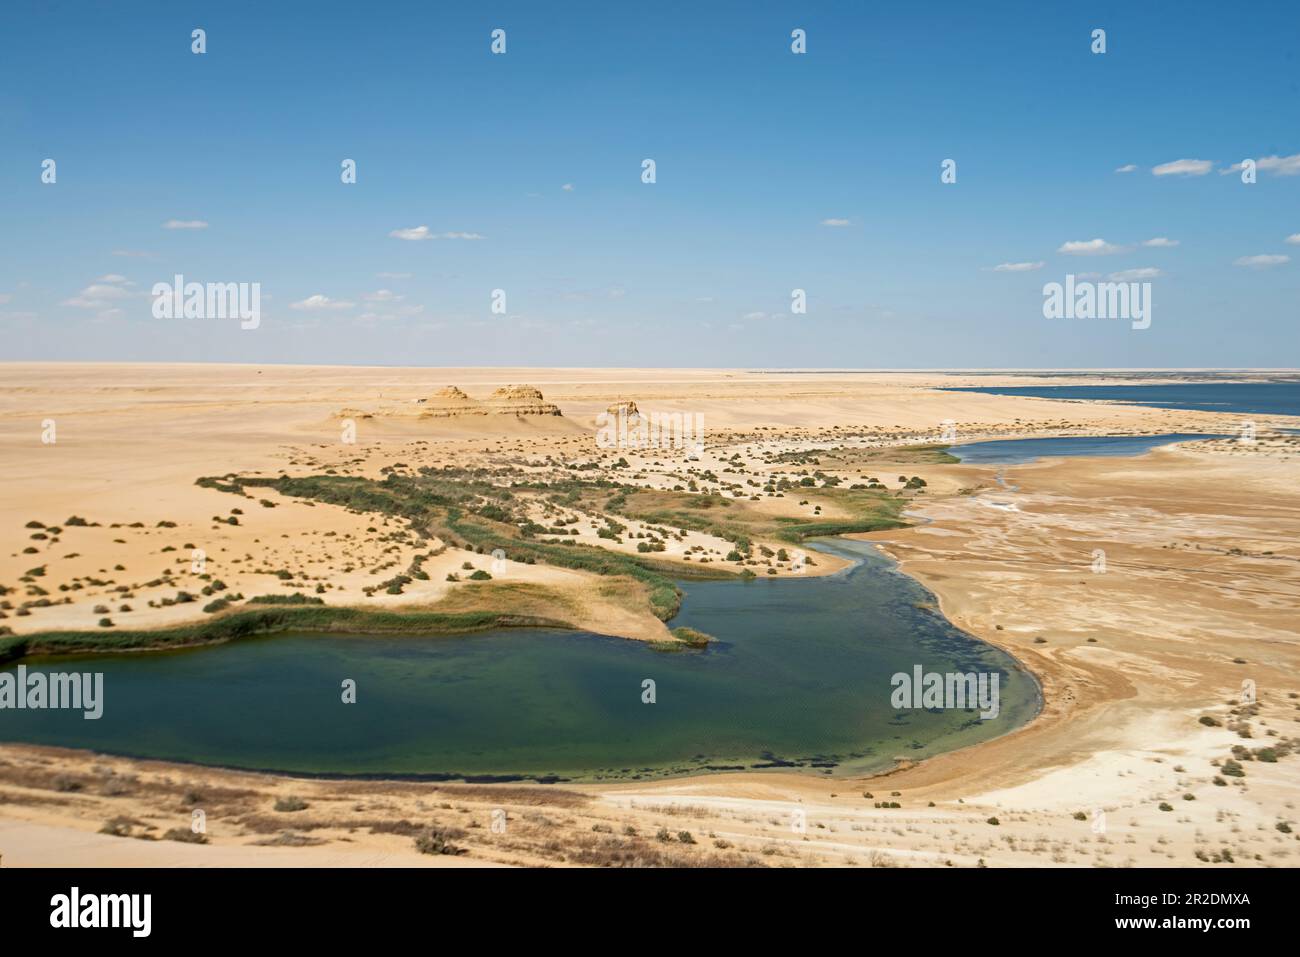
[670,626,712,647]
[162,828,208,844]
[414,826,467,856]
[248,593,323,606]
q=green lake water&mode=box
[0,539,1039,781]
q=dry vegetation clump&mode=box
[438,784,590,808]
[555,832,766,867]
[253,831,326,847]
[414,825,467,856]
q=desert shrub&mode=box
[414,826,467,856]
[247,593,323,606]
[162,828,208,844]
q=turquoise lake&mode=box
[0,539,1039,782]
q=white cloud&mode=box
[1114,164,1138,173]
[363,289,402,302]
[290,294,356,310]
[62,280,135,308]
[1233,254,1289,268]
[1152,159,1213,177]
[1257,153,1300,175]
[1286,234,1300,245]
[820,218,851,227]
[1142,237,1179,248]
[561,183,575,192]
[741,311,769,321]
[389,225,483,241]
[0,294,11,305]
[1058,238,1128,256]
[1225,153,1300,177]
[1108,268,1162,281]
[991,261,1044,272]
[96,274,132,284]
[79,283,131,299]
[162,219,209,230]
[390,225,432,241]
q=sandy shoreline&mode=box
[2,365,1298,866]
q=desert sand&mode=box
[1,364,1298,867]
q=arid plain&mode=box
[1,365,1298,867]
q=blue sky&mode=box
[2,0,1297,367]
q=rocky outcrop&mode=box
[339,385,561,420]
[606,400,641,420]
[431,386,470,401]
[484,385,562,417]
[405,385,483,417]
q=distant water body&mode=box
[951,432,1228,465]
[946,382,1300,418]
